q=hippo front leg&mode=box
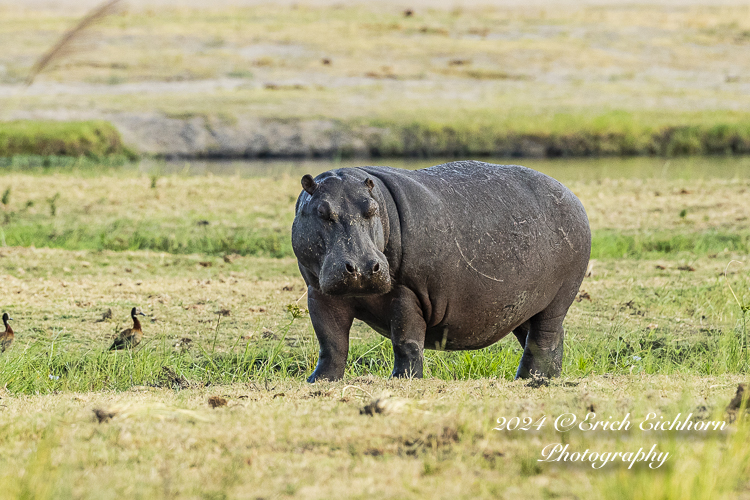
[389,287,427,378]
[307,287,355,383]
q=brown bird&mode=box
[109,307,146,350]
[1,313,13,352]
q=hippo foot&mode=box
[307,373,341,383]
[515,313,565,380]
[515,357,561,381]
[391,368,423,379]
[307,367,345,383]
[391,338,424,379]
[391,359,423,379]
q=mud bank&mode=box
[109,113,750,159]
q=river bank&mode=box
[5,112,750,159]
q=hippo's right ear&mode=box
[301,174,317,196]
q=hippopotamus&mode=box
[292,160,591,382]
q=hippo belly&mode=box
[291,160,591,382]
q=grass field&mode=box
[0,158,749,498]
[7,3,750,157]
[1,1,749,498]
[5,2,750,112]
[1,377,748,499]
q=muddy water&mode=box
[140,156,750,183]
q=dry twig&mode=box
[26,0,124,86]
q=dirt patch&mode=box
[207,396,228,408]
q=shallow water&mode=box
[141,155,750,182]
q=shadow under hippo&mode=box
[291,160,591,382]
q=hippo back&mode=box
[359,161,591,350]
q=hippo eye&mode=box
[317,202,338,222]
[363,200,379,219]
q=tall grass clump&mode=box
[725,260,750,361]
[0,424,69,500]
[0,121,132,158]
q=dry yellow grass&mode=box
[1,162,749,238]
[0,247,307,355]
[0,375,748,499]
[2,2,750,495]
[573,176,750,233]
[4,3,750,119]
[0,164,749,497]
[0,166,748,349]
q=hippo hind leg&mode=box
[512,321,530,349]
[515,285,577,380]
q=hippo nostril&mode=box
[372,263,380,274]
[345,262,356,274]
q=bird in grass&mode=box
[109,307,146,350]
[1,313,13,352]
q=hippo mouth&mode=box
[320,274,392,297]
[319,259,392,297]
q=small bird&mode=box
[109,307,146,350]
[1,313,13,352]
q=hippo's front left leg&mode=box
[307,287,355,383]
[389,287,427,378]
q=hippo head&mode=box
[292,170,391,296]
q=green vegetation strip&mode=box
[361,112,750,158]
[0,220,291,258]
[0,222,746,259]
[0,120,133,158]
[1,314,747,395]
[8,113,750,159]
[592,230,750,259]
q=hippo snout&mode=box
[320,255,391,296]
[344,259,383,276]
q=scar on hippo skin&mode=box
[292,161,591,383]
[454,237,504,283]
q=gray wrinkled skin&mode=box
[292,161,591,382]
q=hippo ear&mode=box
[301,174,317,196]
[364,178,374,191]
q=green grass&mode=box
[2,223,749,260]
[10,111,750,159]
[0,154,133,169]
[0,161,748,258]
[0,163,748,498]
[592,230,750,259]
[0,121,133,158]
[0,219,290,257]
[10,108,750,161]
[3,1,750,493]
[360,111,750,158]
[2,310,747,396]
